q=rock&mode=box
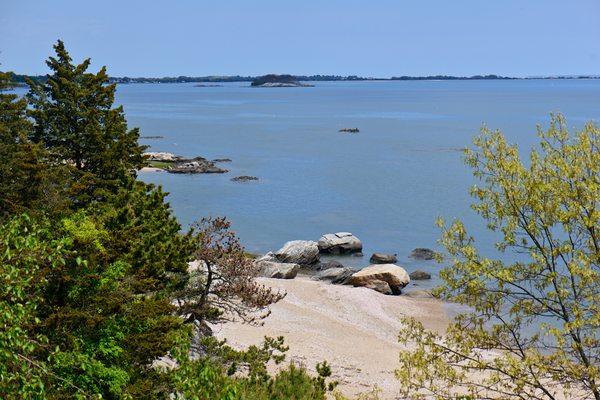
[231,175,258,182]
[352,252,364,257]
[257,260,299,279]
[369,253,397,264]
[409,270,431,280]
[312,267,355,284]
[275,240,320,265]
[168,158,228,174]
[410,248,437,260]
[339,128,359,133]
[255,251,277,263]
[404,290,435,299]
[144,151,183,162]
[364,279,392,295]
[348,264,410,295]
[213,158,232,162]
[316,260,345,270]
[318,232,362,255]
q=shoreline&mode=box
[212,276,448,399]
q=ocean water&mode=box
[114,80,598,290]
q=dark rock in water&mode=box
[315,260,345,270]
[312,267,355,284]
[369,253,397,264]
[410,248,437,260]
[213,158,232,162]
[168,158,228,174]
[231,175,259,182]
[351,252,364,257]
[409,270,431,280]
[339,128,359,133]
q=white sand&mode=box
[212,277,448,399]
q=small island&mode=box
[250,74,313,87]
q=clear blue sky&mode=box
[2,0,599,77]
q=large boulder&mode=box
[258,260,299,279]
[348,264,410,295]
[317,232,362,254]
[369,253,397,264]
[410,248,437,260]
[275,240,320,265]
[312,267,355,284]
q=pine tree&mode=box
[27,40,146,206]
[0,70,67,219]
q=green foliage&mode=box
[172,336,335,400]
[397,115,600,399]
[0,71,68,220]
[0,215,49,399]
[27,40,146,206]
[0,41,335,399]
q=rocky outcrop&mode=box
[231,175,258,182]
[339,128,359,133]
[410,248,437,260]
[258,260,299,279]
[312,267,355,284]
[317,232,362,255]
[409,270,431,280]
[369,253,397,264]
[168,158,228,174]
[144,152,184,162]
[348,264,410,295]
[275,240,320,265]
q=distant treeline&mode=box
[7,72,600,85]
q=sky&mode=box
[2,0,600,78]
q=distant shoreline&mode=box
[8,73,600,85]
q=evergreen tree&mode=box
[0,70,67,220]
[27,40,146,206]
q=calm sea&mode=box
[80,80,600,289]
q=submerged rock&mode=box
[231,175,258,182]
[317,232,362,255]
[213,158,232,162]
[275,240,320,265]
[369,253,397,264]
[410,248,437,260]
[339,128,359,133]
[348,264,410,295]
[409,270,431,280]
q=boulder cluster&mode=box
[254,232,436,296]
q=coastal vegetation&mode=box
[397,116,600,399]
[2,40,599,400]
[0,41,336,399]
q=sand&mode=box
[211,277,448,399]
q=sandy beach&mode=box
[212,277,448,399]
